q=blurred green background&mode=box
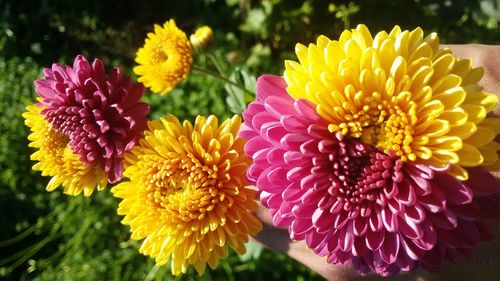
[1,0,499,280]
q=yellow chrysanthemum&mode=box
[284,24,500,180]
[190,26,214,49]
[111,115,262,275]
[23,105,107,196]
[134,19,193,95]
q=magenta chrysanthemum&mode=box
[240,75,500,276]
[35,55,150,183]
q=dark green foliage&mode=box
[1,0,499,280]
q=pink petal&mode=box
[379,232,400,264]
[256,74,288,101]
[366,230,385,251]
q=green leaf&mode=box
[225,68,256,114]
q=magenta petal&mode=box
[312,208,333,229]
[419,187,446,213]
[366,230,385,251]
[397,216,423,240]
[282,183,303,201]
[280,133,311,150]
[256,74,288,101]
[460,221,481,247]
[238,128,258,141]
[264,124,288,144]
[272,210,290,227]
[369,212,383,232]
[290,218,313,237]
[396,179,416,205]
[412,222,437,250]
[241,103,265,130]
[464,167,500,196]
[284,151,309,166]
[267,167,288,187]
[281,115,310,132]
[435,228,462,247]
[257,168,282,193]
[251,111,273,132]
[426,209,457,230]
[266,147,287,166]
[305,230,325,250]
[266,193,284,209]
[245,136,272,157]
[382,207,398,232]
[379,232,400,264]
[294,99,323,122]
[435,173,473,204]
[337,222,355,252]
[353,236,370,256]
[401,237,425,260]
[353,216,368,236]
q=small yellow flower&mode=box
[284,24,500,180]
[112,115,262,275]
[190,26,214,49]
[23,105,107,196]
[134,19,193,95]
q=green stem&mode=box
[208,54,224,75]
[0,209,58,248]
[144,265,159,281]
[191,65,253,95]
[0,199,77,272]
[4,233,63,273]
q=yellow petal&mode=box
[447,122,477,139]
[457,143,484,166]
[433,87,466,109]
[464,127,496,147]
[448,164,468,181]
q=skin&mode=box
[251,45,500,281]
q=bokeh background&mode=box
[1,0,499,280]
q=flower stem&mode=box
[191,65,253,95]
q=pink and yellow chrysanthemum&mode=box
[241,25,500,276]
[112,115,262,275]
[23,104,107,196]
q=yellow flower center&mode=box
[330,90,418,161]
[151,46,168,64]
[141,152,224,223]
[44,123,71,166]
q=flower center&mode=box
[329,95,417,161]
[320,138,403,211]
[43,125,70,162]
[142,153,221,222]
[151,46,168,64]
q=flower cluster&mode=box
[24,55,149,195]
[22,19,500,278]
[241,25,500,276]
[112,115,262,275]
[23,19,264,277]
